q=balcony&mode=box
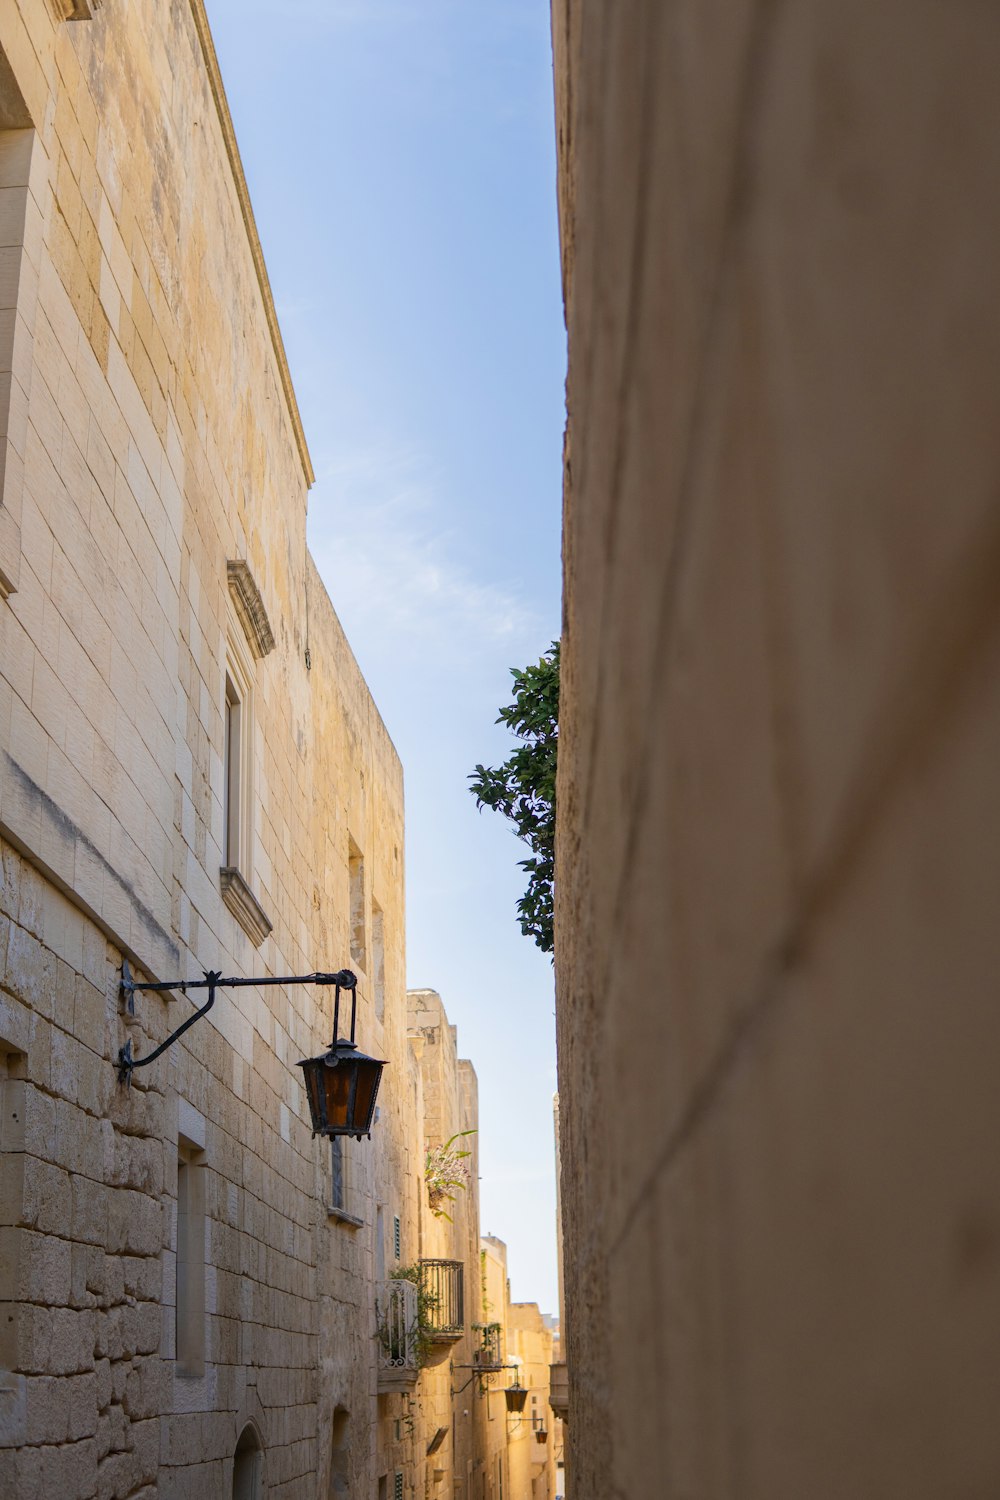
[548,1361,568,1422]
[472,1322,503,1371]
[376,1278,419,1391]
[420,1259,464,1342]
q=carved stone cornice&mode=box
[227,559,276,659]
[220,867,273,948]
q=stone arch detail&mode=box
[232,1419,265,1500]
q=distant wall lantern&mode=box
[504,1381,528,1413]
[116,963,386,1141]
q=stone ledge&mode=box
[219,867,272,947]
[327,1207,364,1229]
[227,560,275,659]
[51,0,103,19]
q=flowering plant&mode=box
[425,1130,476,1221]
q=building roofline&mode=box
[188,0,315,487]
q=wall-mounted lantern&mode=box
[504,1381,528,1413]
[117,964,385,1141]
[296,973,386,1140]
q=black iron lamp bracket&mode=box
[449,1362,520,1398]
[117,960,356,1086]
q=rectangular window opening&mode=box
[0,1049,26,1377]
[222,629,255,883]
[224,673,241,868]
[330,1136,346,1212]
[0,104,36,600]
[176,1141,206,1378]
[349,839,366,971]
[393,1214,401,1262]
[372,899,385,1022]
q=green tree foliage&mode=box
[469,641,559,954]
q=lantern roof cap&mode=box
[296,1041,388,1069]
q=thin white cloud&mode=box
[308,445,539,666]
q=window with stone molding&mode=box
[220,619,272,947]
[223,667,245,868]
[0,51,39,606]
[51,0,104,18]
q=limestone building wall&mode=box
[553,2,1000,1497]
[405,989,484,1500]
[478,1235,513,1500]
[507,1304,556,1500]
[0,2,412,1496]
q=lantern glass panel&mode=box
[303,1063,324,1129]
[322,1057,353,1132]
[352,1058,381,1130]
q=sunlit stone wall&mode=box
[553,3,1000,1495]
[0,3,412,1495]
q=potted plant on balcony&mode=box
[425,1130,476,1220]
[472,1321,502,1369]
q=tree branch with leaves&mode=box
[469,641,559,955]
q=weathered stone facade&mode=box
[475,1239,560,1500]
[507,1303,557,1500]
[0,1,409,1494]
[404,989,484,1500]
[553,2,1000,1496]
[0,2,558,1494]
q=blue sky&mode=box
[206,0,566,1313]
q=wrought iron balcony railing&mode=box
[375,1278,419,1390]
[420,1259,464,1341]
[548,1360,568,1421]
[472,1321,503,1370]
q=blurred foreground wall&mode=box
[552,4,1000,1495]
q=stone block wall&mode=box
[553,2,1000,1496]
[0,1,412,1495]
[405,990,484,1500]
[507,1304,556,1500]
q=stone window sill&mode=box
[220,867,272,947]
[327,1206,364,1229]
[53,0,103,18]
